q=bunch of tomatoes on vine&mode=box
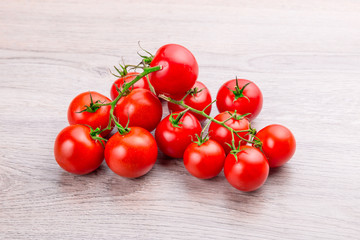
[54,43,296,192]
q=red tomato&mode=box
[224,146,269,192]
[67,91,112,136]
[149,44,198,96]
[167,81,212,121]
[255,124,296,168]
[208,111,250,155]
[54,125,104,175]
[183,139,226,179]
[105,127,157,178]
[216,79,263,121]
[114,89,162,132]
[155,111,202,158]
[110,72,150,100]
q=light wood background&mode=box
[1,0,360,239]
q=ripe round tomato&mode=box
[114,88,162,132]
[224,146,269,192]
[54,125,104,175]
[110,72,150,100]
[155,111,202,158]
[167,81,212,121]
[105,127,158,178]
[216,79,263,121]
[255,124,296,168]
[208,111,250,155]
[67,91,112,136]
[183,139,226,179]
[149,44,198,96]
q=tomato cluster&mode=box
[54,43,296,192]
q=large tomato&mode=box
[224,146,269,192]
[54,125,104,175]
[183,139,226,179]
[114,88,162,132]
[105,127,157,178]
[67,91,112,136]
[110,72,150,100]
[255,124,296,168]
[149,44,198,96]
[155,111,202,158]
[216,79,263,121]
[208,111,250,155]
[167,81,212,121]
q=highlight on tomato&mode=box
[183,138,225,179]
[155,110,202,158]
[105,126,158,178]
[54,125,105,175]
[149,44,199,96]
[224,146,269,192]
[67,91,113,136]
[255,124,296,168]
[216,78,263,121]
[114,88,162,132]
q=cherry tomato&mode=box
[149,44,199,96]
[54,125,104,175]
[67,91,112,136]
[155,111,202,158]
[105,127,158,178]
[183,139,226,179]
[167,81,212,121]
[110,72,150,100]
[114,89,162,132]
[255,124,296,168]
[224,146,269,192]
[208,111,250,155]
[216,79,263,121]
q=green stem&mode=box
[159,94,256,144]
[97,65,162,135]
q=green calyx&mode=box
[169,108,190,128]
[137,41,154,66]
[223,111,250,122]
[230,77,251,102]
[112,64,129,78]
[77,92,104,113]
[187,87,204,98]
[193,120,212,146]
[89,126,107,148]
[226,141,244,161]
[111,114,130,135]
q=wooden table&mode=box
[1,1,359,239]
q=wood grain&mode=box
[1,0,360,239]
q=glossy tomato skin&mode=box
[54,125,104,175]
[183,139,226,179]
[167,81,212,121]
[255,124,296,168]
[114,89,162,132]
[110,72,150,100]
[208,112,250,155]
[105,127,157,178]
[224,146,269,192]
[149,44,199,96]
[216,79,263,121]
[67,91,112,136]
[155,112,202,158]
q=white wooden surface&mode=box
[1,0,360,239]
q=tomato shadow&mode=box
[268,166,286,176]
[179,169,268,215]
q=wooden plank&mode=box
[0,0,359,239]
